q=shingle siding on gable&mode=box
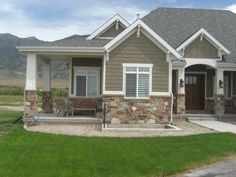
[105,32,168,92]
[184,37,219,59]
[99,22,125,38]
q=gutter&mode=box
[16,46,105,53]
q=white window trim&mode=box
[122,63,153,99]
[73,66,101,98]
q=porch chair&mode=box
[54,99,73,117]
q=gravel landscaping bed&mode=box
[25,119,215,137]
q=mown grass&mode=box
[0,112,236,177]
[0,111,23,137]
[0,95,24,106]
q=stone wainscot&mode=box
[103,96,171,124]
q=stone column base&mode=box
[176,94,185,115]
[214,94,225,115]
[42,91,52,113]
[25,90,37,118]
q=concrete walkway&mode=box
[190,120,236,133]
[181,159,236,177]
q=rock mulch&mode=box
[25,119,215,137]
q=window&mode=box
[123,64,152,98]
[74,67,100,97]
[185,76,197,85]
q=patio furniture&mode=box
[69,99,97,116]
[54,99,73,117]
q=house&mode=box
[17,8,236,126]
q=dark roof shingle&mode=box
[142,7,236,63]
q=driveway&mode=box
[180,159,236,177]
[189,120,236,133]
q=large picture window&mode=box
[123,64,152,99]
[74,67,100,97]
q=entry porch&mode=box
[172,61,236,115]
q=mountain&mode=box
[0,33,68,80]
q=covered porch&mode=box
[172,60,236,116]
[22,48,106,124]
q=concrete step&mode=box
[186,114,218,121]
[24,117,103,124]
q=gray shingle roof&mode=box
[22,35,111,47]
[49,35,111,47]
[142,7,236,63]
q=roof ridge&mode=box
[151,7,234,13]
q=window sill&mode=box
[69,95,102,99]
[124,97,150,100]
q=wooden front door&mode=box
[185,74,205,110]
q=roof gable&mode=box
[87,14,129,40]
[176,28,230,55]
[104,19,181,59]
[142,8,236,63]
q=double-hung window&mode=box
[74,67,100,97]
[123,64,152,99]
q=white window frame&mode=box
[73,66,101,98]
[122,63,153,99]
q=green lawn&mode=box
[0,95,24,106]
[0,112,236,177]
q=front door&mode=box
[185,74,205,110]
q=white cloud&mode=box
[225,4,236,13]
[0,0,148,41]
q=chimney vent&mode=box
[137,14,140,19]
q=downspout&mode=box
[170,92,173,125]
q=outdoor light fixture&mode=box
[219,80,224,88]
[180,79,184,87]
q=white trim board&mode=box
[176,28,230,55]
[102,91,171,97]
[17,46,105,54]
[87,14,129,40]
[184,58,217,69]
[104,19,181,59]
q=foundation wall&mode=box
[103,96,171,124]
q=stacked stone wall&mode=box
[103,96,171,124]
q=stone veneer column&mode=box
[214,94,225,115]
[214,68,224,115]
[176,94,185,114]
[176,67,185,115]
[42,91,52,113]
[25,53,37,120]
[24,90,37,118]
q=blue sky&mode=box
[0,0,235,41]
